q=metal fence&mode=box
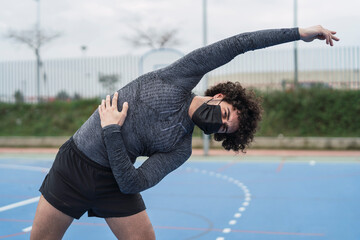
[0,55,140,103]
[207,46,360,91]
[1,46,359,103]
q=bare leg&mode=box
[106,210,155,240]
[30,195,74,240]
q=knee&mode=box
[118,223,155,240]
[139,225,156,240]
[131,224,155,240]
[147,227,156,240]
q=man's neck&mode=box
[188,96,212,119]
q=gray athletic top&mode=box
[73,28,300,194]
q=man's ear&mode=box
[213,93,224,99]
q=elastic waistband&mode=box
[68,137,112,171]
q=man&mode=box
[31,25,338,240]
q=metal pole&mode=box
[36,48,40,102]
[357,46,360,89]
[35,0,41,102]
[203,0,207,47]
[202,0,210,156]
[293,0,299,87]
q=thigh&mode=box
[39,140,95,219]
[89,164,146,218]
[30,195,74,240]
[105,210,155,240]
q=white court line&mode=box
[185,166,252,240]
[0,196,40,212]
[0,164,49,173]
[222,228,231,233]
[229,220,237,225]
[22,226,32,232]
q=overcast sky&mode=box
[0,0,359,61]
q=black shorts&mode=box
[39,138,146,219]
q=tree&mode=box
[99,73,121,94]
[14,90,25,103]
[7,27,61,52]
[73,93,82,100]
[124,26,181,49]
[6,26,61,102]
[56,90,70,101]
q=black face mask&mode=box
[192,99,223,135]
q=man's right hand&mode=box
[99,92,129,128]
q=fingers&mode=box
[329,35,334,46]
[106,95,111,108]
[98,99,105,118]
[326,29,334,46]
[100,99,105,111]
[325,31,330,45]
[319,28,331,45]
[102,93,118,110]
[324,32,330,45]
[112,92,118,109]
[122,102,129,115]
[99,93,127,115]
[321,28,339,46]
[331,34,340,41]
[116,102,129,126]
[327,32,338,46]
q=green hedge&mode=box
[1,88,359,137]
[257,88,360,137]
[0,99,99,136]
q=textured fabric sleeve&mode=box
[158,28,300,91]
[102,124,192,194]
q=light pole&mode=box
[34,0,41,102]
[203,0,207,47]
[81,45,88,57]
[202,0,210,156]
[294,0,299,87]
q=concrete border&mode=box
[1,136,360,150]
[192,136,360,150]
[1,147,359,157]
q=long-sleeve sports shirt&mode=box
[72,28,300,194]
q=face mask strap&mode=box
[206,98,223,105]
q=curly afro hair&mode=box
[205,81,263,153]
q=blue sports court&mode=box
[0,152,359,239]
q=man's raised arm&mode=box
[157,25,338,92]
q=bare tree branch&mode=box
[6,27,61,50]
[158,29,180,48]
[38,32,61,48]
[7,29,37,49]
[124,25,181,49]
